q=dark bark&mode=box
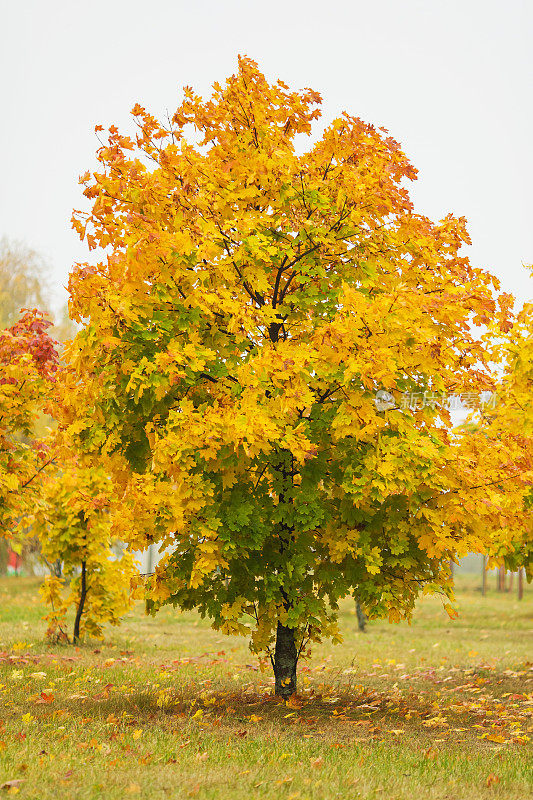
[268,322,298,697]
[273,621,298,698]
[51,558,62,578]
[355,601,366,632]
[497,565,506,592]
[73,560,87,643]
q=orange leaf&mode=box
[35,691,54,704]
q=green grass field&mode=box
[0,574,531,799]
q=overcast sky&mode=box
[2,0,531,315]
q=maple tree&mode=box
[61,57,520,696]
[0,307,132,636]
[0,309,58,537]
[455,298,533,581]
[31,458,137,642]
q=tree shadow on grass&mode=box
[41,677,531,750]
[3,646,531,749]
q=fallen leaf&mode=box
[310,757,324,768]
[286,695,303,709]
[35,691,54,704]
[486,774,500,787]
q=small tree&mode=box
[62,58,516,696]
[457,299,533,582]
[0,309,58,536]
[32,461,137,643]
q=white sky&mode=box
[2,0,532,315]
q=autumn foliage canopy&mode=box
[11,57,523,693]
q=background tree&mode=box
[0,237,75,346]
[61,57,519,696]
[0,238,52,329]
[31,459,137,642]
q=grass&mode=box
[0,574,531,799]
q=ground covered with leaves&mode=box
[0,575,531,799]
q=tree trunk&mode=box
[518,567,524,601]
[73,560,87,644]
[0,540,8,576]
[482,555,487,596]
[497,565,506,592]
[356,601,366,632]
[273,622,297,698]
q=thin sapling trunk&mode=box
[73,559,87,643]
